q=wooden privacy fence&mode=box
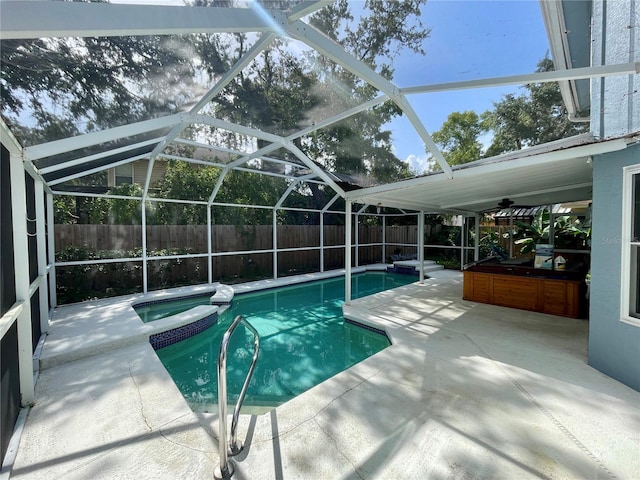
[53,223,510,303]
[54,224,427,258]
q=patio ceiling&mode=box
[1,1,638,214]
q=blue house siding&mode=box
[589,144,640,390]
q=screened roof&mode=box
[1,0,638,215]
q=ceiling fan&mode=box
[481,198,533,213]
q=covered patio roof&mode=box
[346,133,634,215]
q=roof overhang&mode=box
[346,134,632,214]
[540,0,593,119]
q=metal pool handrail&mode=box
[214,315,260,479]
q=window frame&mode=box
[114,163,134,186]
[620,164,640,326]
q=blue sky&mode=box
[384,0,551,173]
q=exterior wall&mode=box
[591,0,640,138]
[589,145,640,390]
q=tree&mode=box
[150,160,287,225]
[306,0,429,180]
[151,161,220,225]
[431,111,489,167]
[3,1,430,224]
[484,56,588,156]
[108,183,144,225]
[1,35,208,140]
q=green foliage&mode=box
[477,228,503,258]
[513,209,591,254]
[108,183,144,225]
[427,55,588,169]
[1,33,222,139]
[431,111,490,167]
[55,245,200,304]
[484,56,588,156]
[514,209,551,254]
[151,161,219,225]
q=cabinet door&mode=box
[493,276,538,310]
[463,272,491,303]
[542,280,568,316]
[472,274,491,303]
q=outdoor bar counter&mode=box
[463,259,588,318]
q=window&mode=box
[621,165,640,325]
[115,163,133,186]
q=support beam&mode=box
[381,215,386,264]
[345,200,352,305]
[287,0,334,21]
[354,213,359,267]
[460,215,466,270]
[192,33,276,115]
[10,151,34,406]
[34,180,49,334]
[274,175,315,209]
[25,114,184,161]
[286,95,389,142]
[141,198,148,294]
[401,63,640,94]
[207,206,213,285]
[418,211,425,284]
[46,192,57,309]
[0,2,286,39]
[191,114,286,144]
[286,20,453,178]
[283,141,346,196]
[207,142,282,204]
[273,209,278,280]
[320,212,325,273]
[47,154,150,187]
[38,137,163,175]
[143,33,276,195]
[474,214,480,262]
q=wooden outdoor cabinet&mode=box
[463,270,584,318]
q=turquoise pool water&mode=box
[155,272,415,409]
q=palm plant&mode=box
[513,209,550,255]
[513,209,591,255]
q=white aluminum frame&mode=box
[2,0,637,314]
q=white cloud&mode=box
[405,154,434,176]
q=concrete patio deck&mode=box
[5,270,639,480]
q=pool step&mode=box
[389,260,444,275]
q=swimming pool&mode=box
[155,272,415,410]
